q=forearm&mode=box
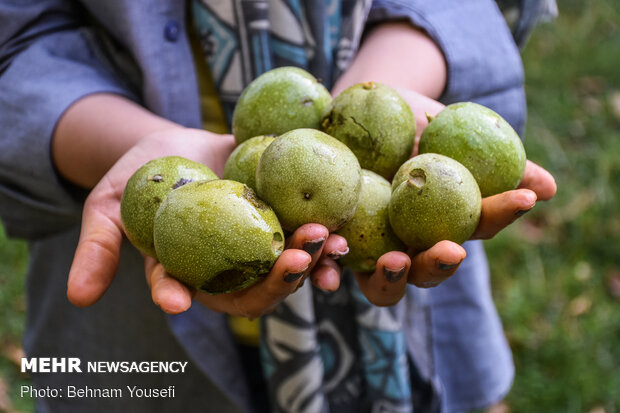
[52,93,181,189]
[334,22,447,98]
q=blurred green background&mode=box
[1,1,619,412]
[484,0,620,412]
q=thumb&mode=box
[67,192,124,307]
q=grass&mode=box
[0,1,619,412]
[485,1,620,412]
[0,225,32,412]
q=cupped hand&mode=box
[66,127,348,315]
[355,158,557,307]
[347,88,558,306]
[66,127,235,307]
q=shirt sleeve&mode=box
[0,1,137,239]
[368,0,526,132]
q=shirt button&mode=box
[164,20,180,42]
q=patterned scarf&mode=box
[260,271,412,412]
[191,0,371,123]
[191,1,414,411]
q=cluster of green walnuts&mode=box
[121,67,526,294]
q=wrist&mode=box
[132,127,236,178]
[52,93,181,188]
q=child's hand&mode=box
[347,89,557,307]
[66,128,347,315]
[353,156,557,307]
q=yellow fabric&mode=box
[227,316,261,346]
[188,15,260,346]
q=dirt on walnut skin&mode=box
[232,67,332,144]
[153,180,284,294]
[223,135,276,192]
[336,169,406,273]
[418,101,527,197]
[120,156,218,258]
[256,128,362,232]
[321,82,416,180]
[389,153,481,252]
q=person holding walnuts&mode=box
[0,0,556,412]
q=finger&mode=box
[200,249,311,318]
[472,189,537,240]
[322,233,349,261]
[146,261,194,314]
[144,255,156,290]
[310,257,342,291]
[519,160,557,201]
[67,196,123,307]
[355,251,410,307]
[285,224,329,280]
[232,249,312,317]
[409,240,466,288]
[285,223,329,254]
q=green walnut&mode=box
[389,153,481,252]
[336,170,406,272]
[223,135,276,192]
[256,128,362,231]
[321,82,415,179]
[153,180,284,294]
[232,67,332,144]
[418,102,526,197]
[120,156,218,258]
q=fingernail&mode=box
[438,261,460,271]
[303,239,325,255]
[515,209,530,217]
[384,266,406,283]
[327,247,349,260]
[284,268,307,283]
